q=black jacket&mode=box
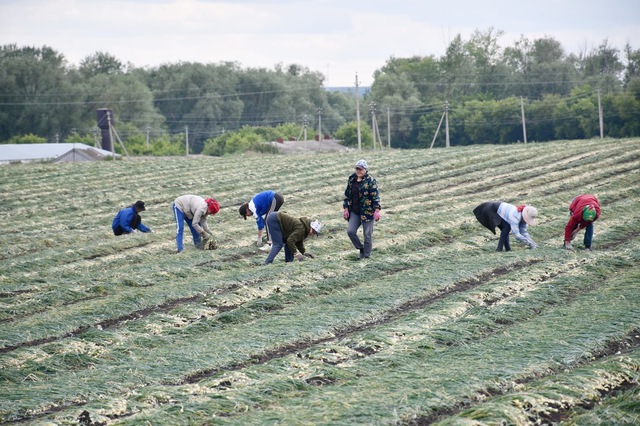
[473,201,502,234]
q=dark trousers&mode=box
[347,212,374,257]
[497,218,511,251]
[264,212,293,264]
[264,193,285,242]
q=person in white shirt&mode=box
[473,201,538,251]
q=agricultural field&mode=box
[1,137,639,425]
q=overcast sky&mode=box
[1,0,639,87]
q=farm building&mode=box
[0,143,116,164]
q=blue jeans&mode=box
[347,212,374,257]
[173,203,201,252]
[573,222,594,249]
[264,212,293,264]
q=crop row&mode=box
[0,137,639,424]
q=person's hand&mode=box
[373,210,381,222]
[563,241,573,250]
[304,252,314,259]
[295,253,305,261]
[343,209,350,220]
[570,228,579,240]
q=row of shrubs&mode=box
[3,121,376,157]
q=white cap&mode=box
[310,220,322,235]
[355,159,368,170]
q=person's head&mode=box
[582,205,597,222]
[355,159,368,177]
[205,198,220,215]
[522,206,538,226]
[310,219,322,236]
[238,203,251,220]
[133,200,146,213]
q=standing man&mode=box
[563,194,601,251]
[264,211,321,264]
[343,159,381,260]
[112,200,151,235]
[239,190,285,247]
[172,195,219,253]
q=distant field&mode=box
[1,138,639,425]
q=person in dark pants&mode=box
[563,194,601,251]
[474,201,538,251]
[264,211,321,264]
[112,200,151,235]
[343,159,381,260]
[239,190,285,247]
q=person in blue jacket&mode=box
[112,200,151,235]
[239,190,284,247]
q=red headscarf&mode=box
[205,198,220,215]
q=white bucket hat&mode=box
[522,206,538,226]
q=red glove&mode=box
[373,210,381,221]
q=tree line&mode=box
[1,28,639,155]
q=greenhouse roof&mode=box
[0,143,115,163]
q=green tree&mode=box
[0,44,84,142]
[623,44,640,87]
[5,133,47,144]
[146,62,243,153]
[334,121,373,148]
[527,94,562,141]
[202,126,280,156]
[580,39,624,94]
[79,51,123,79]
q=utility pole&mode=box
[597,87,604,139]
[430,110,445,149]
[520,96,528,144]
[317,107,323,143]
[355,73,362,151]
[185,125,189,156]
[107,111,115,158]
[92,127,100,148]
[303,114,308,140]
[387,106,391,148]
[146,125,151,148]
[444,100,450,148]
[108,116,130,157]
[296,115,309,145]
[370,102,377,150]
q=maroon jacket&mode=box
[564,194,601,241]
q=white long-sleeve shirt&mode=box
[497,202,536,247]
